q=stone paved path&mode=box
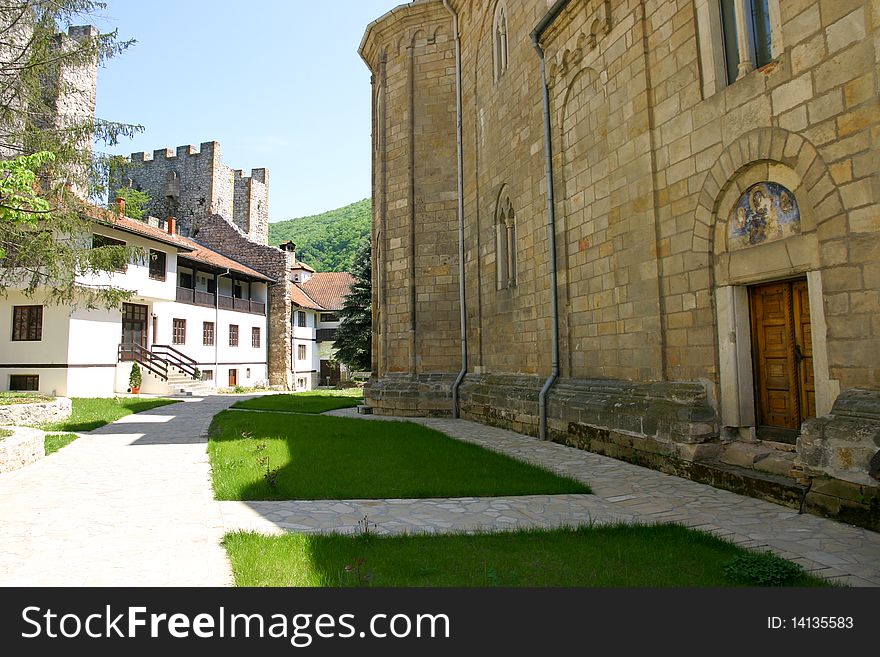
[0,396,240,586]
[220,408,880,587]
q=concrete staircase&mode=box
[166,367,213,397]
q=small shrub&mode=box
[129,363,142,390]
[723,552,805,586]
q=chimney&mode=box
[166,216,177,235]
[115,197,126,217]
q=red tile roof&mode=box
[289,284,323,311]
[176,239,274,283]
[299,272,355,311]
[92,210,195,252]
[90,208,273,282]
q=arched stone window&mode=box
[493,2,509,82]
[695,0,782,95]
[496,192,516,290]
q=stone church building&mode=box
[360,0,880,527]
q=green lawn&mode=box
[0,392,53,405]
[223,524,830,587]
[44,433,78,455]
[0,428,11,440]
[208,410,589,500]
[233,391,364,414]
[41,397,180,432]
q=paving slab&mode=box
[219,408,880,586]
[0,396,243,587]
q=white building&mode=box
[288,258,354,391]
[0,209,273,396]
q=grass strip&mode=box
[223,524,831,587]
[209,410,588,500]
[41,397,180,432]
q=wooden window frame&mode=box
[12,305,43,341]
[172,318,186,345]
[203,321,215,346]
[9,374,39,391]
[149,249,167,281]
[251,326,261,349]
[229,324,239,347]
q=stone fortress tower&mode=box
[0,21,100,196]
[115,142,302,390]
[116,141,269,245]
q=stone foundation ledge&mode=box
[460,375,718,445]
[797,388,880,487]
[0,426,45,474]
[365,374,456,417]
[0,397,72,427]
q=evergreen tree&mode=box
[333,239,372,372]
[0,1,143,308]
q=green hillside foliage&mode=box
[268,199,371,272]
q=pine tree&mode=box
[333,240,372,372]
[0,1,143,308]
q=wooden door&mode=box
[228,369,237,387]
[792,280,816,419]
[749,280,814,439]
[121,303,148,359]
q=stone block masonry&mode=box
[118,141,269,245]
[193,214,293,388]
[0,397,72,427]
[361,0,880,528]
[0,426,45,475]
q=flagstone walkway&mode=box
[220,408,880,587]
[2,397,878,587]
[0,396,240,586]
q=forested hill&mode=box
[268,199,371,272]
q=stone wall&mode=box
[119,141,269,245]
[361,0,880,521]
[0,397,71,426]
[193,214,293,388]
[366,1,461,378]
[0,426,45,474]
[799,388,880,486]
[233,168,269,245]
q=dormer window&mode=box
[493,2,509,82]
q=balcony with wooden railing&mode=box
[176,287,265,315]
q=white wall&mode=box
[66,305,123,396]
[79,228,178,302]
[151,299,268,389]
[0,291,72,395]
[291,307,319,390]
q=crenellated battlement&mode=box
[117,139,268,246]
[129,141,219,163]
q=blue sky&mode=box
[90,0,399,221]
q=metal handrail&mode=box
[152,344,199,379]
[118,343,168,381]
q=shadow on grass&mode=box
[43,398,181,432]
[232,393,363,414]
[224,525,833,588]
[209,410,589,501]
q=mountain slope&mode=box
[268,199,371,272]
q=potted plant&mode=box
[129,362,142,394]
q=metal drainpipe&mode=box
[532,32,562,442]
[215,268,231,386]
[443,0,467,419]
